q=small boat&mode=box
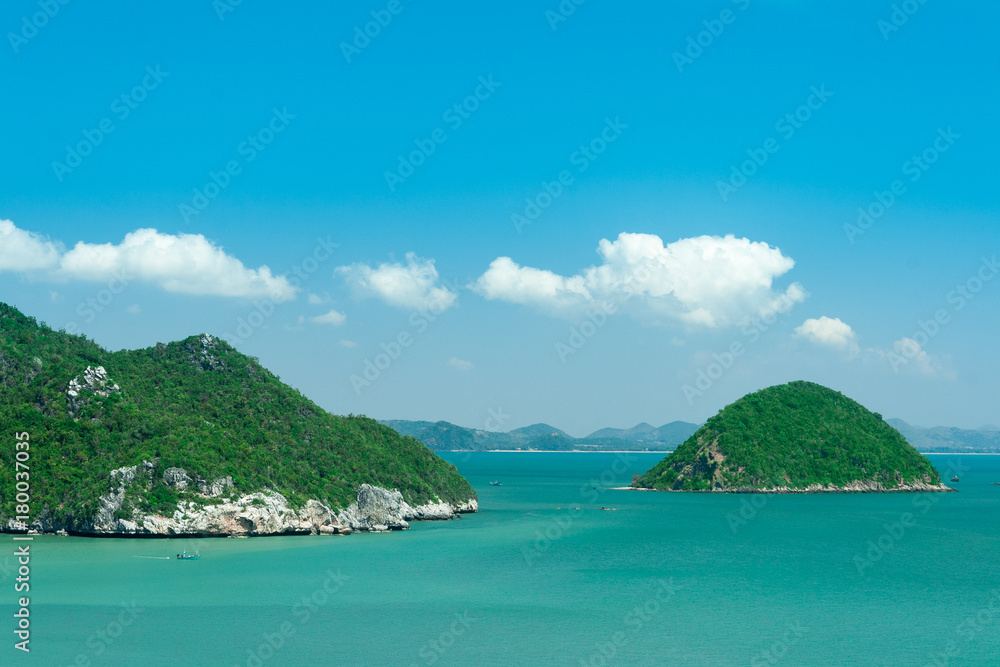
[951,476,960,483]
[489,481,502,486]
[176,550,200,560]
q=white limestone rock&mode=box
[163,467,192,491]
[338,484,413,531]
[196,475,234,497]
[67,365,121,414]
[21,465,476,537]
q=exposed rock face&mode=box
[642,479,956,494]
[142,493,333,536]
[13,467,477,537]
[156,465,233,497]
[163,467,193,491]
[333,484,474,531]
[185,333,225,371]
[338,484,413,532]
[452,498,479,513]
[196,475,234,497]
[406,500,457,522]
[67,365,121,414]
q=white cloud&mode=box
[883,337,950,377]
[60,228,296,300]
[0,221,297,301]
[336,252,457,311]
[471,257,592,313]
[311,309,346,326]
[471,233,806,327]
[447,357,474,371]
[307,292,330,305]
[0,219,63,271]
[339,339,358,348]
[126,304,141,315]
[795,316,859,353]
[797,323,953,379]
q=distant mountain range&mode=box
[380,419,701,452]
[382,417,1000,453]
[586,421,703,445]
[887,419,1000,453]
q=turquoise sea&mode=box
[8,453,1000,666]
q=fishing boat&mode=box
[951,476,960,483]
[176,550,200,560]
[489,481,502,486]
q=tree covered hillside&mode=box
[0,303,475,526]
[634,381,944,492]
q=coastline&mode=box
[2,482,479,539]
[444,450,671,454]
[612,487,959,493]
[614,481,957,493]
[444,450,1000,455]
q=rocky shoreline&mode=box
[2,462,477,538]
[625,479,956,493]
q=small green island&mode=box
[0,303,477,537]
[632,381,953,493]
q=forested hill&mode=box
[634,381,948,492]
[0,303,475,527]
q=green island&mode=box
[632,381,953,493]
[0,303,477,536]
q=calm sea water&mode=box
[7,453,1000,666]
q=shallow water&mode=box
[8,453,1000,666]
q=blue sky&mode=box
[1,1,997,435]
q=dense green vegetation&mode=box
[634,381,943,491]
[0,303,475,526]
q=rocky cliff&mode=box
[6,462,477,537]
[633,479,954,493]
